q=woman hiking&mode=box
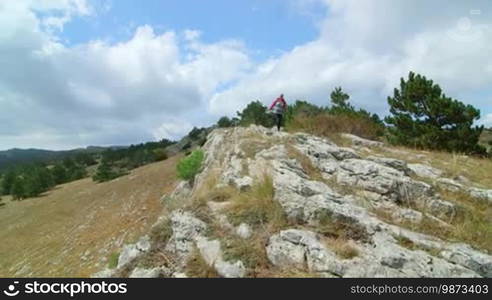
[269,94,287,131]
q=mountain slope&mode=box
[0,147,111,171]
[98,125,491,278]
[0,155,181,277]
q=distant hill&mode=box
[0,155,180,276]
[0,146,125,172]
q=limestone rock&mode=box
[196,237,246,278]
[366,156,413,176]
[236,223,252,239]
[117,235,152,269]
[129,267,165,278]
[266,229,345,277]
[165,210,208,262]
[408,163,443,179]
[468,188,492,204]
[170,181,192,200]
[341,133,384,148]
[146,126,492,278]
[441,244,492,277]
[337,159,433,204]
[91,269,115,278]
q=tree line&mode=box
[1,71,488,200]
[0,139,177,199]
[1,153,94,200]
[217,71,487,156]
[92,139,175,182]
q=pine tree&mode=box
[217,116,233,128]
[24,172,43,198]
[330,87,352,111]
[237,100,274,127]
[10,177,25,200]
[37,166,55,191]
[52,163,68,184]
[93,160,120,183]
[385,71,485,154]
[1,169,16,195]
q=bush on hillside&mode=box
[283,89,384,139]
[217,116,239,128]
[237,101,275,128]
[284,100,325,125]
[327,86,385,135]
[153,148,169,161]
[287,113,383,141]
[92,160,125,183]
[217,116,232,128]
[385,72,486,155]
[188,127,206,140]
[177,150,204,181]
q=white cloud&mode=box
[153,119,193,141]
[1,0,491,149]
[211,0,492,120]
[479,114,492,128]
[0,1,250,149]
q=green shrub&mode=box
[217,116,234,128]
[286,113,383,141]
[237,100,275,127]
[108,252,119,269]
[153,148,168,161]
[92,160,125,183]
[177,150,205,181]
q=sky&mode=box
[0,0,491,150]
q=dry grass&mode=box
[286,145,324,181]
[316,213,370,243]
[440,190,492,252]
[0,156,181,277]
[227,174,288,229]
[286,113,383,141]
[373,197,492,253]
[185,248,219,278]
[149,217,173,249]
[351,133,492,253]
[241,140,274,159]
[371,146,492,189]
[256,268,321,278]
[190,171,293,277]
[394,235,442,257]
[323,237,359,259]
[222,234,269,276]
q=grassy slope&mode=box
[0,155,180,277]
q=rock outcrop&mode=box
[94,125,492,278]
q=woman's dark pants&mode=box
[275,114,283,131]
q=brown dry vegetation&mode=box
[286,145,324,181]
[286,113,382,142]
[367,145,492,189]
[323,237,359,259]
[353,136,492,252]
[185,248,220,278]
[227,174,288,229]
[372,191,492,253]
[0,156,181,277]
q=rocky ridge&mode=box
[94,126,492,278]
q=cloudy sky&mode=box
[1,0,491,150]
